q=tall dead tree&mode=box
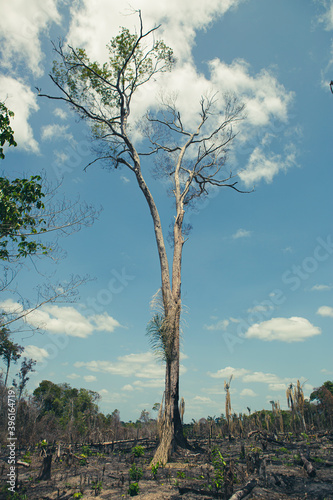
[39,12,247,464]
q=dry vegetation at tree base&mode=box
[1,433,333,500]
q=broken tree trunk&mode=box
[301,454,316,477]
[38,452,52,480]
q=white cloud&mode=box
[321,368,333,375]
[244,317,321,342]
[208,366,249,379]
[193,396,213,403]
[121,176,130,183]
[65,0,293,161]
[317,306,333,318]
[319,2,333,30]
[24,345,49,363]
[0,76,39,153]
[67,0,245,66]
[122,384,134,391]
[240,388,257,397]
[67,373,81,380]
[242,371,281,384]
[204,319,229,331]
[239,145,297,187]
[311,284,332,291]
[0,299,23,314]
[268,383,287,392]
[75,351,165,378]
[53,108,68,120]
[0,302,121,338]
[84,375,97,382]
[134,379,164,388]
[232,228,251,239]
[209,58,293,125]
[41,124,74,143]
[91,313,121,332]
[0,0,61,76]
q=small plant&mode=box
[91,480,103,494]
[132,445,145,458]
[177,470,185,479]
[22,451,32,464]
[128,482,139,496]
[81,445,93,456]
[129,463,143,482]
[73,493,83,499]
[79,454,88,466]
[211,447,226,494]
[151,462,159,479]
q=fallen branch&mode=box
[229,478,257,500]
[17,460,30,468]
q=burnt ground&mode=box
[1,434,333,499]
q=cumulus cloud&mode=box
[208,366,249,379]
[268,383,287,392]
[0,0,61,76]
[239,145,297,187]
[240,388,257,397]
[317,306,333,318]
[41,124,74,143]
[65,0,294,168]
[67,0,245,65]
[122,384,134,391]
[53,108,68,120]
[75,351,165,378]
[0,76,39,153]
[244,317,321,342]
[0,298,23,314]
[232,228,251,239]
[24,345,49,363]
[208,366,307,399]
[0,301,121,338]
[193,396,213,403]
[67,373,81,380]
[84,375,97,382]
[242,371,282,384]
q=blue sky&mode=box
[0,0,332,422]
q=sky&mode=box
[0,0,332,422]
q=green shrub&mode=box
[128,483,139,496]
[129,463,143,482]
[132,445,145,457]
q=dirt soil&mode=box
[1,434,333,499]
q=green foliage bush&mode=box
[128,482,139,496]
[129,463,143,482]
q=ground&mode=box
[1,433,333,499]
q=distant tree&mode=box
[0,102,17,159]
[0,328,23,386]
[40,12,247,464]
[310,381,333,428]
[12,357,36,400]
